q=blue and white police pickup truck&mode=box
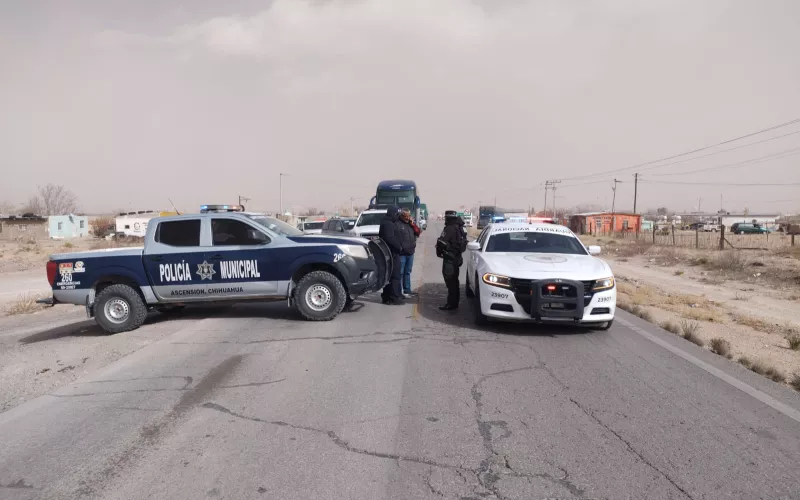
[40,205,391,334]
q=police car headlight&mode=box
[592,277,615,291]
[482,273,511,289]
[337,244,369,260]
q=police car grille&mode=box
[508,278,596,312]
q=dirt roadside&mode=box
[594,240,800,387]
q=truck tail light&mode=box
[46,260,57,287]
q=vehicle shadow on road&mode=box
[416,283,590,337]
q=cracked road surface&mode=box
[1,224,800,500]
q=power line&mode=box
[557,116,800,182]
[650,146,800,177]
[640,180,800,186]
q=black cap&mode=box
[444,210,457,217]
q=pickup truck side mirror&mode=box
[588,245,601,255]
[467,241,481,251]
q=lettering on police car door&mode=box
[160,261,193,282]
[220,260,261,279]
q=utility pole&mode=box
[238,195,251,208]
[611,178,623,233]
[349,196,355,216]
[632,173,639,214]
[544,180,560,218]
[543,184,549,217]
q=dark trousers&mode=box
[442,259,461,306]
[382,253,403,301]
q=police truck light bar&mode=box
[200,204,245,213]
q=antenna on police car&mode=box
[168,198,181,215]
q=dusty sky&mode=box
[1,0,799,215]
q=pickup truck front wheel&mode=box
[95,284,148,334]
[295,271,347,321]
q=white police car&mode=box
[465,223,616,329]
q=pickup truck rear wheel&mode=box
[295,271,347,321]
[95,284,148,334]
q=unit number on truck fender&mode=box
[491,292,509,298]
[333,253,346,263]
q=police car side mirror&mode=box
[588,245,601,255]
[467,241,481,251]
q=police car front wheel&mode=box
[295,271,347,321]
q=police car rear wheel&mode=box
[95,284,148,334]
[295,271,347,321]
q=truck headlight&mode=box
[592,277,615,291]
[482,273,511,289]
[337,244,369,260]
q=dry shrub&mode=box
[629,305,654,322]
[660,321,681,334]
[615,242,653,258]
[731,313,773,333]
[787,333,800,351]
[709,337,732,357]
[90,216,116,238]
[62,241,74,249]
[4,293,47,316]
[673,270,684,276]
[681,307,725,323]
[738,356,752,368]
[680,320,703,346]
[791,374,800,392]
[707,251,746,272]
[749,360,786,383]
[689,255,710,266]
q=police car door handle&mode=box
[207,253,223,260]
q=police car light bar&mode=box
[200,204,245,213]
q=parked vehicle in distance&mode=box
[349,208,387,240]
[321,218,356,235]
[730,222,769,234]
[419,218,427,231]
[464,223,616,329]
[39,205,391,333]
[297,217,327,234]
[701,223,720,232]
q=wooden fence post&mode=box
[653,226,656,244]
[719,225,725,250]
[792,234,795,247]
[696,228,699,249]
[671,225,676,246]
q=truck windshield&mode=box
[302,222,325,230]
[357,213,386,226]
[486,232,587,255]
[246,215,303,237]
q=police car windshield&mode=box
[303,222,324,230]
[486,231,587,255]
[246,215,303,237]
[357,213,385,226]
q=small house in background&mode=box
[0,215,49,241]
[48,214,89,239]
[569,212,642,235]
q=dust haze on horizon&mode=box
[1,0,799,216]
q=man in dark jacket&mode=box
[379,206,404,305]
[398,208,420,297]
[436,210,467,310]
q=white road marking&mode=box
[617,315,800,424]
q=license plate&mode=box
[547,303,565,309]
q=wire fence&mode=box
[600,228,797,251]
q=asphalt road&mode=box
[1,222,799,500]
